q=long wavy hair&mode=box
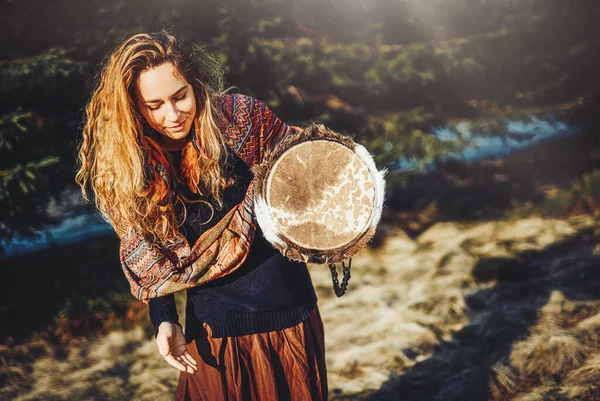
[76,30,232,245]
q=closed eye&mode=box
[143,87,188,110]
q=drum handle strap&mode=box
[329,258,352,297]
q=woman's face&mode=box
[135,62,197,143]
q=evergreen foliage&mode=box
[1,0,599,249]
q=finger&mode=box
[165,354,188,372]
[183,350,198,366]
[175,354,197,373]
[157,336,170,357]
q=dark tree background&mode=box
[1,0,599,245]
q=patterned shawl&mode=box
[117,93,300,303]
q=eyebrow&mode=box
[143,85,188,105]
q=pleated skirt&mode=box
[175,307,328,401]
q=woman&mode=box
[76,30,327,400]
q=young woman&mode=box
[76,30,327,400]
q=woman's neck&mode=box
[158,133,189,152]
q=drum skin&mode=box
[252,124,386,264]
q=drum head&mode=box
[265,140,376,251]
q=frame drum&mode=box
[252,124,386,279]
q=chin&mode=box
[167,125,193,140]
[170,131,190,140]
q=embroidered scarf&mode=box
[117,93,299,303]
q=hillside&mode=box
[4,215,600,400]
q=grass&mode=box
[507,168,600,220]
[1,215,600,400]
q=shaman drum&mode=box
[252,124,386,296]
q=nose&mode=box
[165,101,180,122]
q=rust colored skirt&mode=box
[175,307,328,401]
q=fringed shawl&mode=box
[117,93,300,303]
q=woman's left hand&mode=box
[156,321,198,373]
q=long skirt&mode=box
[175,307,328,401]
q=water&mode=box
[392,115,578,172]
[1,115,580,258]
[1,211,114,258]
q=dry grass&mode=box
[361,216,600,401]
[3,215,600,400]
[4,327,178,401]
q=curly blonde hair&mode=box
[76,30,231,245]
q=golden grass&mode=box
[7,327,178,401]
[4,215,600,400]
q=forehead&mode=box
[136,62,190,101]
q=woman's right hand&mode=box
[156,322,198,373]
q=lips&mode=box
[168,120,186,130]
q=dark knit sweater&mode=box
[148,146,318,340]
